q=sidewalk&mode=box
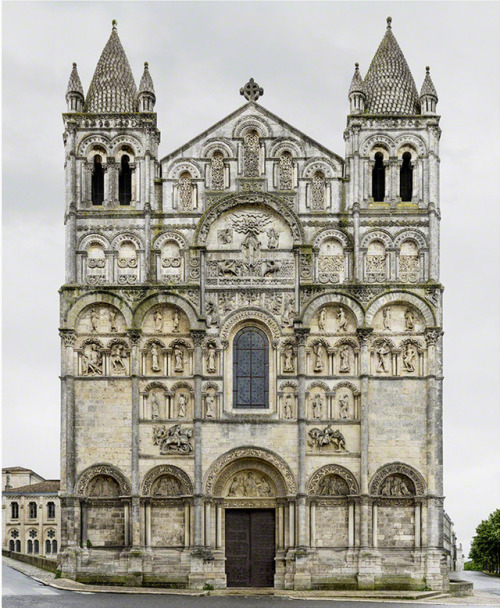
[3,555,500,604]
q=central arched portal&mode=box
[205,448,297,588]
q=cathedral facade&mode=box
[59,18,447,590]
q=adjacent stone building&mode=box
[59,18,447,589]
[2,468,60,557]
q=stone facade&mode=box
[59,18,448,590]
[2,469,61,558]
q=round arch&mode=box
[369,462,426,496]
[76,463,131,496]
[194,191,305,246]
[307,464,359,495]
[141,464,193,496]
[133,293,202,331]
[365,291,437,327]
[301,292,365,327]
[204,446,297,496]
[220,307,282,343]
[63,292,133,329]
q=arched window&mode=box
[372,152,385,201]
[311,171,326,210]
[119,155,132,205]
[34,540,39,554]
[279,152,293,190]
[27,540,33,554]
[233,327,269,409]
[91,155,104,205]
[211,151,225,190]
[11,502,19,519]
[15,540,21,552]
[243,130,260,177]
[52,540,58,554]
[178,171,193,210]
[400,152,413,201]
[9,540,15,551]
[47,502,56,519]
[45,539,51,554]
[29,502,37,519]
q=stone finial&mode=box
[112,19,118,31]
[387,16,392,28]
[240,78,264,102]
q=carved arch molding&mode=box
[204,447,297,496]
[369,462,426,496]
[141,464,193,496]
[76,463,131,496]
[194,191,305,246]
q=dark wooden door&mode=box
[225,509,275,587]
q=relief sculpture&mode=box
[317,474,349,496]
[227,471,274,497]
[82,343,103,375]
[308,425,347,452]
[153,423,193,454]
[380,474,415,496]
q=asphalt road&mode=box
[3,564,499,608]
[451,570,500,595]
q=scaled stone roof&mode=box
[66,63,84,96]
[4,480,60,494]
[349,63,365,95]
[85,23,137,113]
[364,18,420,115]
[138,62,155,95]
[420,67,438,100]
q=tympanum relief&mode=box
[373,304,423,334]
[313,306,356,334]
[78,305,125,334]
[88,475,120,498]
[379,474,416,497]
[226,471,275,497]
[143,305,189,335]
[316,474,349,496]
[151,475,182,496]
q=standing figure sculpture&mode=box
[205,394,215,418]
[312,394,323,419]
[403,343,417,372]
[110,343,127,374]
[283,344,294,372]
[383,307,391,330]
[313,342,325,372]
[109,309,118,332]
[336,308,348,332]
[404,308,416,330]
[154,310,163,332]
[339,394,350,419]
[206,344,217,373]
[376,344,390,373]
[173,345,184,372]
[177,393,188,418]
[338,345,350,373]
[172,309,180,333]
[267,227,279,249]
[318,308,327,331]
[90,308,99,332]
[283,393,294,419]
[151,343,161,372]
[151,393,160,420]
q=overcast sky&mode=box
[2,1,499,557]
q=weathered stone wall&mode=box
[151,505,184,546]
[378,506,415,548]
[315,505,349,547]
[87,505,125,547]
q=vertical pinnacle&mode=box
[387,16,392,28]
[112,19,117,31]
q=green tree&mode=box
[469,509,500,574]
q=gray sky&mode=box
[3,1,499,557]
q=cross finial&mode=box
[240,78,264,102]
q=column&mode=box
[428,204,439,281]
[215,503,222,549]
[144,202,152,280]
[191,330,205,547]
[372,503,378,548]
[357,328,372,547]
[309,502,316,548]
[415,502,421,548]
[124,503,130,547]
[145,502,152,547]
[295,328,309,548]
[353,203,361,281]
[129,330,142,548]
[81,502,88,547]
[278,504,284,549]
[348,502,355,547]
[288,502,295,548]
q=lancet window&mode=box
[400,152,413,201]
[372,152,385,201]
[91,155,104,205]
[119,155,132,205]
[11,502,19,519]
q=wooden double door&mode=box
[225,509,275,587]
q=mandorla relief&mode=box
[379,474,415,497]
[227,471,274,497]
[317,474,349,496]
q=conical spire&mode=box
[85,20,138,113]
[66,62,84,96]
[420,66,438,100]
[363,17,420,115]
[349,63,365,95]
[138,62,155,95]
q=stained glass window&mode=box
[233,328,269,408]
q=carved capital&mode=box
[356,328,373,346]
[127,330,142,345]
[190,330,206,348]
[59,329,77,347]
[424,327,443,346]
[294,328,310,347]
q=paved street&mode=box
[3,564,500,608]
[451,570,500,596]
